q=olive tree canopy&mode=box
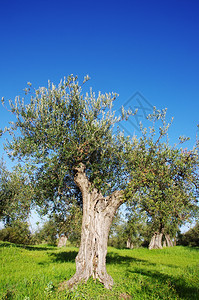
[1,75,132,289]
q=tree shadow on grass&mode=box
[0,241,14,248]
[185,246,199,251]
[0,241,57,251]
[49,249,150,265]
[130,268,199,300]
[49,250,78,262]
[106,251,178,270]
[49,250,154,266]
[23,245,57,251]
[106,252,148,265]
[107,251,183,270]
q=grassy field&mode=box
[0,242,198,299]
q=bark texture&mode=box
[149,232,163,249]
[61,164,123,289]
[57,235,67,247]
[149,232,173,249]
[165,234,173,247]
[127,238,134,249]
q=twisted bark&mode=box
[149,232,163,249]
[165,234,173,247]
[127,238,134,249]
[60,164,123,290]
[149,231,174,249]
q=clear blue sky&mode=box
[0,0,198,230]
[1,0,199,149]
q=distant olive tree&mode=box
[178,223,199,247]
[0,160,33,226]
[125,110,199,249]
[0,220,32,245]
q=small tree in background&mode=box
[0,160,33,226]
[178,223,199,247]
[125,110,199,249]
[108,209,147,249]
[124,208,148,249]
[0,220,31,245]
[54,201,82,246]
[33,201,82,246]
[33,219,58,245]
[108,211,127,248]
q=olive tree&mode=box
[125,110,199,249]
[0,160,33,226]
[1,75,132,289]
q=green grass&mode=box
[0,242,199,299]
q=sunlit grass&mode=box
[0,242,198,299]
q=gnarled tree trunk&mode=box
[60,164,123,290]
[149,230,174,249]
[127,238,133,249]
[163,240,166,247]
[57,234,68,247]
[149,232,163,249]
[165,234,173,247]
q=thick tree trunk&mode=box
[149,232,163,249]
[165,234,173,247]
[149,231,173,249]
[60,164,123,290]
[57,234,68,247]
[127,238,133,249]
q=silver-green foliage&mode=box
[2,75,131,198]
